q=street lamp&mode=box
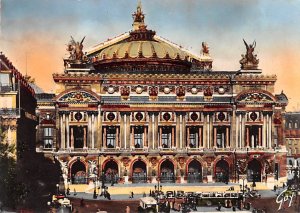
[66,180,70,195]
[56,184,59,195]
[240,177,246,200]
[93,180,97,199]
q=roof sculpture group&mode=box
[62,1,260,71]
[240,39,259,70]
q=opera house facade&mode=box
[36,3,288,188]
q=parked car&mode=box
[176,190,185,198]
[138,197,158,213]
[166,191,175,198]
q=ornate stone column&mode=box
[103,126,107,149]
[204,113,208,148]
[172,127,175,148]
[154,112,159,149]
[97,110,103,149]
[83,127,87,148]
[209,112,214,148]
[91,112,95,149]
[148,112,153,149]
[120,112,125,149]
[59,112,65,149]
[130,126,134,148]
[199,127,202,147]
[226,127,229,148]
[65,112,70,149]
[267,112,273,149]
[241,112,246,148]
[116,126,120,148]
[144,126,147,148]
[70,127,74,149]
[176,112,181,148]
[125,112,131,149]
[187,127,190,148]
[203,112,208,148]
[262,112,267,148]
[229,110,236,148]
[62,112,66,149]
[159,126,162,148]
[182,113,187,149]
[213,127,217,148]
[258,126,262,147]
[87,112,92,148]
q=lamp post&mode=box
[93,180,97,199]
[66,180,70,195]
[56,184,59,195]
[251,172,256,191]
[240,177,246,200]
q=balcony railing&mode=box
[0,84,18,93]
[0,108,19,117]
[37,146,285,154]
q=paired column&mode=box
[120,112,131,149]
[203,112,207,148]
[235,111,246,148]
[97,110,103,149]
[58,111,70,149]
[59,112,65,149]
[175,112,186,149]
[87,111,98,149]
[65,112,70,149]
[262,111,273,149]
[148,112,154,149]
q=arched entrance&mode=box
[247,159,262,182]
[132,160,147,183]
[187,160,202,183]
[215,159,229,183]
[103,160,119,184]
[160,159,175,183]
[71,160,87,184]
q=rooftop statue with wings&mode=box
[240,39,259,69]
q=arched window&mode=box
[295,121,298,129]
[289,122,292,129]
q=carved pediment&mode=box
[57,90,99,103]
[236,90,275,104]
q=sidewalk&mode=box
[67,182,271,196]
[67,187,283,201]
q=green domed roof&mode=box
[87,2,212,73]
[98,38,189,60]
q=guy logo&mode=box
[276,188,296,211]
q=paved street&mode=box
[64,183,291,213]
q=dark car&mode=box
[176,190,185,198]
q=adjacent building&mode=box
[0,52,37,158]
[36,3,288,187]
[285,112,300,179]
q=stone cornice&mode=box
[53,73,102,83]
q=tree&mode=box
[0,127,24,209]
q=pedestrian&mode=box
[216,201,221,211]
[107,192,111,200]
[131,191,134,198]
[80,198,84,207]
[143,192,146,197]
[74,188,77,196]
[125,205,130,213]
